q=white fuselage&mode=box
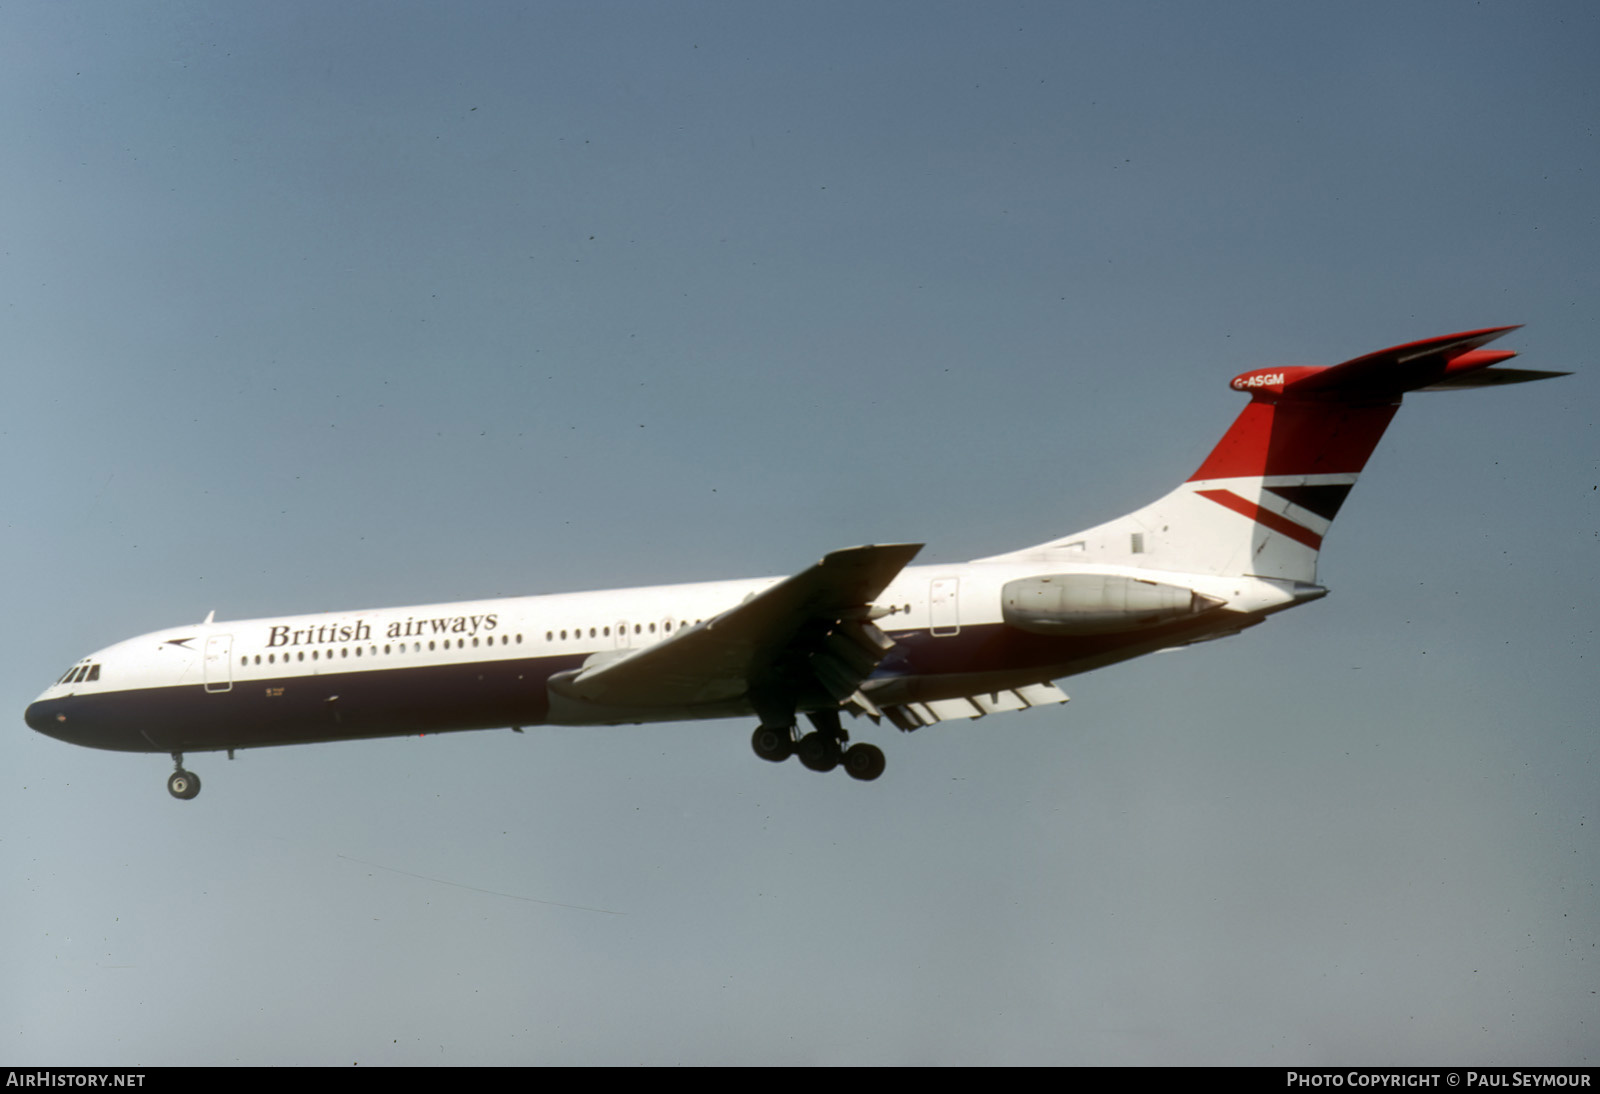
[25,557,1304,757]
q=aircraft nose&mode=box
[26,698,57,733]
[26,690,142,752]
[25,696,77,744]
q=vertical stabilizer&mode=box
[984,327,1557,583]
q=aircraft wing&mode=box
[547,543,923,719]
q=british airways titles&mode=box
[265,613,501,649]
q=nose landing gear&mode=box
[167,753,201,800]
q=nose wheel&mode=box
[167,754,201,800]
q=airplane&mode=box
[25,327,1566,800]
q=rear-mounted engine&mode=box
[1001,574,1224,635]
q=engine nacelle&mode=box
[1001,573,1223,635]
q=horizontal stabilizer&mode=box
[1224,326,1565,404]
[1418,366,1572,391]
[1290,326,1522,398]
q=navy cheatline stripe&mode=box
[1194,489,1324,550]
[25,653,579,753]
[31,613,1264,756]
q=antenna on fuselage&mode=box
[203,610,215,625]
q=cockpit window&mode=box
[86,664,100,681]
[57,663,101,685]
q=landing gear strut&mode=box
[167,753,201,800]
[748,710,886,781]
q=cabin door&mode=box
[930,579,960,636]
[204,634,234,693]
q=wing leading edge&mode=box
[546,543,923,725]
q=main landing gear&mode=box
[751,710,886,781]
[167,753,201,800]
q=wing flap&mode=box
[877,682,1069,731]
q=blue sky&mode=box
[3,0,1595,1065]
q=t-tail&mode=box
[986,326,1565,584]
